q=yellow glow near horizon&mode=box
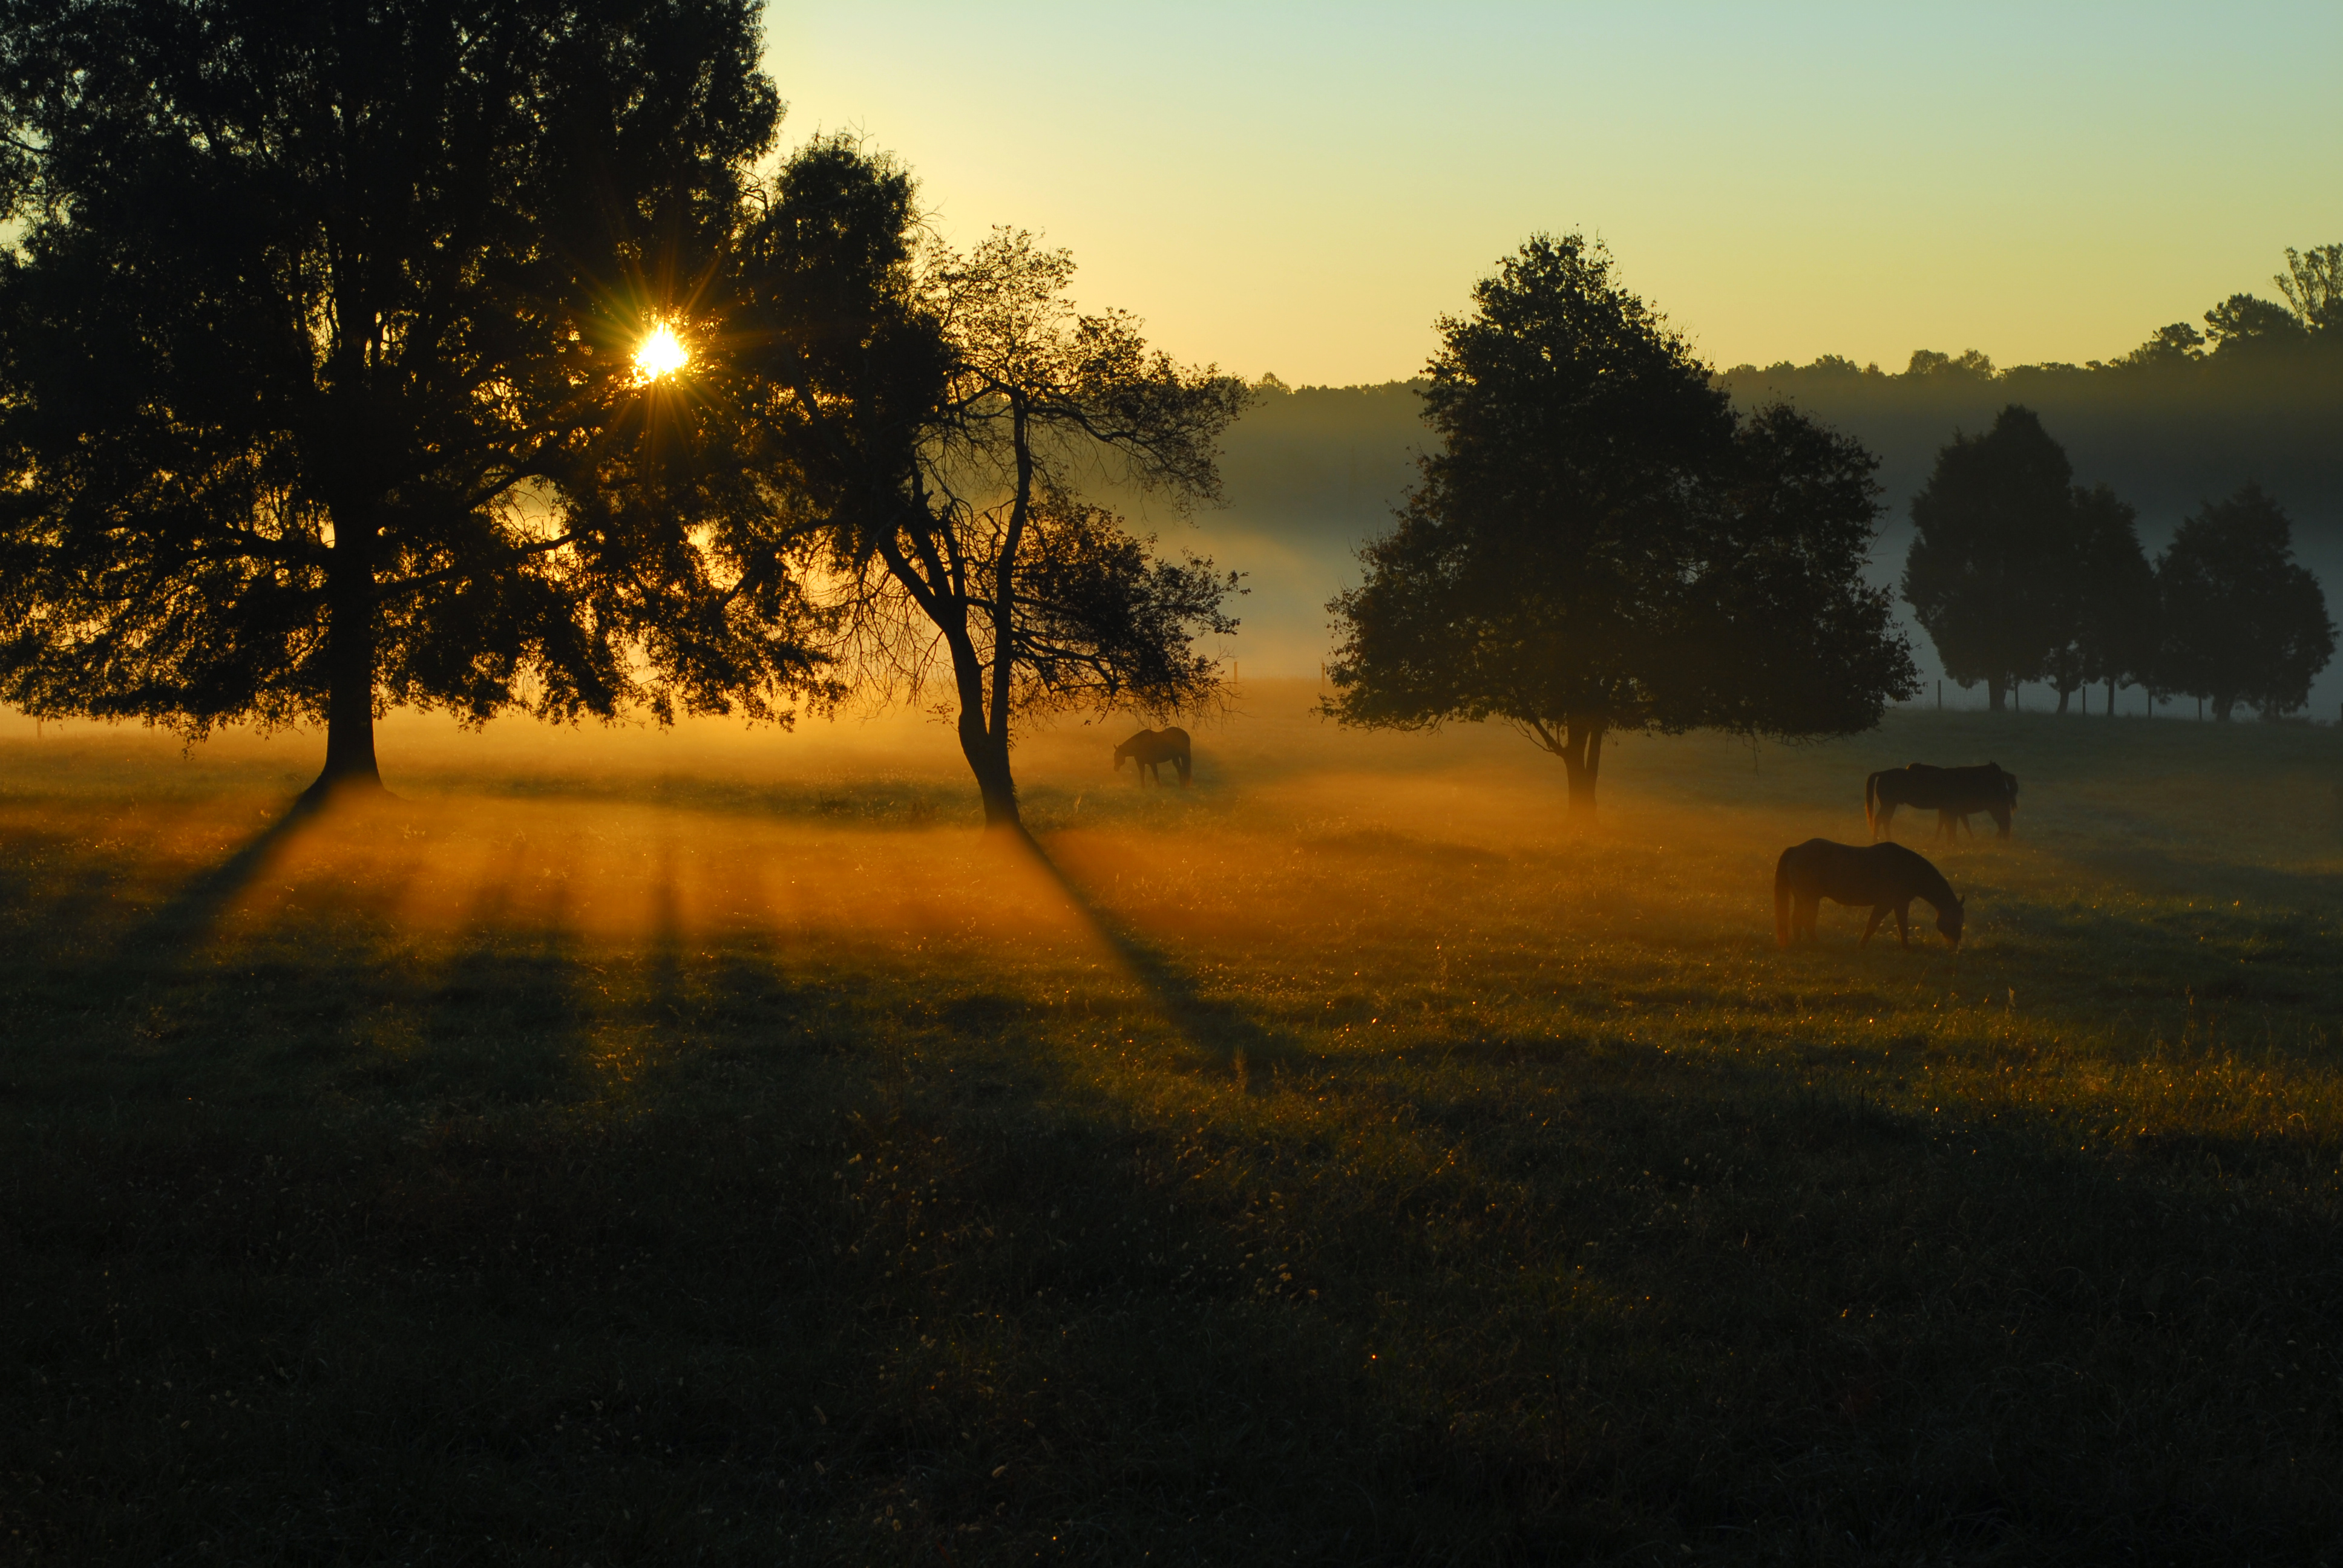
[634,322,689,384]
[765,6,2343,384]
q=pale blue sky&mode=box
[764,2,2342,385]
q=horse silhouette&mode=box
[1865,762,2017,841]
[1113,727,1191,787]
[1775,838,1964,950]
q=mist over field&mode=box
[7,1,2343,1560]
[1183,356,2343,711]
[11,685,2343,1558]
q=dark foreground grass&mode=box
[5,697,2343,1564]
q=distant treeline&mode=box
[1903,408,2333,720]
[1719,246,2343,543]
[1219,244,2343,550]
[1203,249,2343,690]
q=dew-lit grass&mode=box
[5,688,2343,1562]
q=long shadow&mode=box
[410,879,595,1108]
[1019,831,1303,1090]
[2060,836,2343,915]
[126,792,328,964]
[646,836,686,1028]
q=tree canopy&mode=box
[0,0,816,797]
[1902,406,2099,711]
[2067,485,2158,711]
[2157,483,2334,721]
[1326,234,1916,818]
[730,141,1247,831]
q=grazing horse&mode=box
[1775,839,1965,950]
[1865,762,2017,841]
[1113,727,1192,787]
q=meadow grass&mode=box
[4,687,2343,1564]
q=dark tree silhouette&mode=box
[2203,293,2310,356]
[1902,406,2084,711]
[2156,483,2334,721]
[2275,245,2343,336]
[2068,486,2159,716]
[2031,482,2157,714]
[1325,234,1915,820]
[0,0,815,799]
[730,142,1246,832]
[2117,323,2206,370]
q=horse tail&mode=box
[1864,772,1881,839]
[1774,850,1794,948]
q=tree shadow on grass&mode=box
[124,785,444,972]
[402,880,596,1108]
[13,877,2343,1561]
[1021,830,1307,1090]
[2064,837,2343,916]
[131,793,323,959]
[775,1020,2343,1561]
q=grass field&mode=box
[5,685,2343,1564]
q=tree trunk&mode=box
[2055,684,2070,714]
[2107,677,2116,716]
[1987,676,2007,713]
[1558,717,1605,822]
[959,717,1021,830]
[975,396,1033,837]
[945,627,1023,834]
[2213,696,2235,723]
[309,504,382,800]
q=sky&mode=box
[763,2,2343,387]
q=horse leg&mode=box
[1993,807,2010,840]
[1895,901,1912,948]
[1860,906,1888,946]
[1797,895,1820,944]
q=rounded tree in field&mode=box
[2069,485,2160,717]
[1900,407,2077,713]
[1324,234,1916,820]
[2157,483,2335,720]
[0,0,821,802]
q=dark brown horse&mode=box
[1775,839,1964,950]
[1865,762,2017,841]
[1113,727,1191,786]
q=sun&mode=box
[633,322,689,384]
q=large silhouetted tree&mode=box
[2068,486,2159,716]
[2157,483,2334,720]
[1325,234,1915,820]
[1902,406,2081,711]
[0,0,816,799]
[2031,483,2157,713]
[730,141,1247,832]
